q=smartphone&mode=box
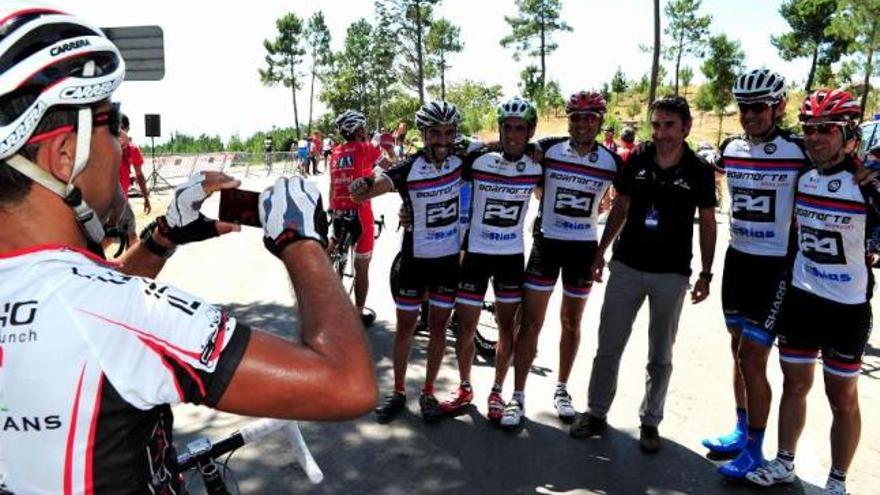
[219,188,261,228]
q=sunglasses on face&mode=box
[569,113,600,123]
[801,122,844,136]
[737,102,771,114]
[92,102,121,137]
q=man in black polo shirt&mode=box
[570,96,718,453]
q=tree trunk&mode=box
[647,0,661,112]
[805,43,819,93]
[290,62,301,140]
[416,1,425,104]
[539,0,546,90]
[307,61,316,135]
[440,53,447,100]
[674,35,683,95]
[716,111,724,147]
[859,21,877,122]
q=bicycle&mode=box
[176,418,322,495]
[328,211,385,293]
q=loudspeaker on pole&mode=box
[145,114,161,137]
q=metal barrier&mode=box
[142,152,313,190]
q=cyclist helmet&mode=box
[415,100,461,131]
[799,88,861,123]
[334,110,367,136]
[733,69,786,104]
[496,96,537,125]
[566,91,606,115]
[0,2,125,242]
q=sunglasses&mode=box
[92,102,121,137]
[801,122,845,136]
[737,102,772,114]
[569,112,600,123]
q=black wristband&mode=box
[699,271,713,282]
[139,221,176,258]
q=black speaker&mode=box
[144,114,161,137]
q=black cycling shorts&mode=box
[389,252,459,311]
[524,235,596,299]
[776,285,872,378]
[721,247,790,346]
[457,252,524,306]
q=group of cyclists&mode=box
[0,2,877,494]
[325,68,877,494]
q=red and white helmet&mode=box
[566,91,606,115]
[799,88,861,123]
[0,2,126,242]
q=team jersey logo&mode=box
[731,187,776,223]
[483,199,524,227]
[516,161,526,172]
[553,188,593,217]
[800,226,846,265]
[589,152,598,163]
[828,179,842,192]
[764,143,777,154]
[426,198,459,228]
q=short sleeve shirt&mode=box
[329,142,382,210]
[612,142,717,275]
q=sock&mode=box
[735,408,748,431]
[828,467,847,484]
[556,382,567,391]
[422,384,434,395]
[746,427,765,452]
[461,380,471,390]
[512,390,525,406]
[777,449,795,470]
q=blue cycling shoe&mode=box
[718,447,765,479]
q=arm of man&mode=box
[591,194,629,282]
[692,206,717,303]
[130,146,150,214]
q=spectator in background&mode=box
[603,126,618,153]
[311,132,323,175]
[323,134,335,168]
[297,136,310,175]
[111,113,151,249]
[618,127,636,162]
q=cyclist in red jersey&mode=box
[328,110,394,324]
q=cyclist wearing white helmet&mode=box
[702,69,811,480]
[0,4,376,493]
[328,109,394,326]
[350,100,467,422]
[501,91,622,428]
[434,96,543,423]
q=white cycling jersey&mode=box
[793,160,880,304]
[464,151,542,255]
[536,139,620,241]
[720,131,809,257]
[0,247,250,494]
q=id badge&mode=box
[644,205,659,230]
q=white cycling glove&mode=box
[260,177,328,257]
[153,173,219,245]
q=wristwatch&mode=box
[698,271,713,283]
[139,221,177,258]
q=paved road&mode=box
[139,168,880,494]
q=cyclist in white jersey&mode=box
[501,91,621,428]
[437,97,543,422]
[746,89,880,495]
[0,5,376,493]
[701,70,810,478]
[349,101,464,423]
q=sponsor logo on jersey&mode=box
[0,301,37,328]
[726,170,789,182]
[426,197,459,228]
[672,178,691,190]
[1,415,62,432]
[0,101,46,157]
[800,226,846,265]
[635,169,648,180]
[60,81,116,100]
[731,187,776,223]
[334,155,355,169]
[589,152,598,163]
[764,143,777,154]
[482,198,524,227]
[553,187,593,218]
[804,264,851,282]
[50,38,91,57]
[516,161,526,172]
[828,179,841,192]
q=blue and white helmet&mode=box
[415,100,461,131]
[497,96,537,124]
[733,69,786,104]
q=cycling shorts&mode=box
[524,235,596,299]
[331,206,374,258]
[721,247,790,347]
[457,252,524,306]
[776,285,872,378]
[389,252,459,311]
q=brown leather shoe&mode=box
[570,413,607,438]
[639,425,661,453]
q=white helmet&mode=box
[496,96,537,124]
[415,100,461,131]
[0,2,126,242]
[733,69,786,104]
[334,110,367,136]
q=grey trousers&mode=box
[587,260,689,427]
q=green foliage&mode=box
[611,67,628,94]
[260,13,307,135]
[772,0,847,92]
[680,66,694,95]
[500,0,572,88]
[443,79,503,134]
[379,0,442,103]
[701,34,745,144]
[425,18,464,99]
[662,0,712,94]
[828,0,880,119]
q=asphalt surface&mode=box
[135,164,880,494]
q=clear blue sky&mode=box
[66,0,813,144]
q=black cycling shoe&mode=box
[361,308,377,327]
[419,393,443,423]
[375,392,406,423]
